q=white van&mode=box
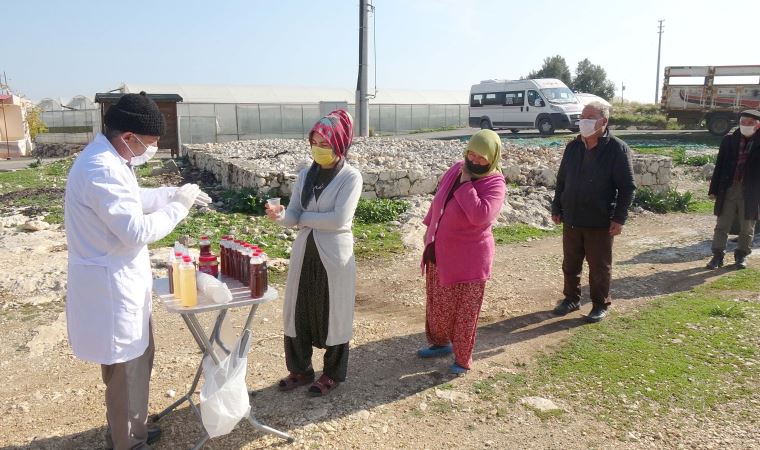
[469,78,583,135]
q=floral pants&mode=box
[425,263,486,369]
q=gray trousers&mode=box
[712,184,756,256]
[101,325,154,450]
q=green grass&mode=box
[633,146,717,166]
[688,199,714,214]
[150,205,406,261]
[0,158,73,194]
[531,269,760,423]
[354,198,410,224]
[493,224,562,245]
[0,158,73,224]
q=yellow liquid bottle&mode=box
[172,253,183,301]
[179,256,197,308]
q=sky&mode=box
[2,0,758,104]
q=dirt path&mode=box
[2,211,756,450]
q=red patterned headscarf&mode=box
[308,109,354,157]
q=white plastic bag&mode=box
[196,272,233,304]
[200,330,252,438]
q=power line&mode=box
[655,19,665,104]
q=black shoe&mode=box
[706,254,724,270]
[553,299,580,316]
[586,305,608,323]
[734,252,748,270]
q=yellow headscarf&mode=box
[463,129,502,178]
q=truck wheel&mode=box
[537,118,555,135]
[707,116,731,136]
[480,119,492,130]
[510,129,519,134]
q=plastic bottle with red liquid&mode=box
[240,244,252,287]
[250,250,269,298]
[219,236,229,276]
[199,235,211,256]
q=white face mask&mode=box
[578,119,600,138]
[122,135,158,166]
[740,124,757,138]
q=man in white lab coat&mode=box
[64,92,210,450]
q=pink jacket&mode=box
[421,161,507,287]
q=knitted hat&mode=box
[104,91,165,137]
[740,109,760,121]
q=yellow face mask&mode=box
[311,145,335,166]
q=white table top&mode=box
[154,275,278,314]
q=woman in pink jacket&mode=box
[418,129,506,374]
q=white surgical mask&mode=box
[122,135,158,166]
[578,119,600,138]
[740,124,757,138]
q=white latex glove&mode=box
[173,183,201,209]
[194,190,212,207]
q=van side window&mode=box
[483,93,504,106]
[528,90,545,107]
[504,91,524,106]
[471,94,484,107]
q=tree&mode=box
[526,55,572,86]
[24,106,48,140]
[573,59,616,100]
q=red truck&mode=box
[661,65,760,135]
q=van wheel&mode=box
[707,115,731,136]
[510,129,519,134]
[538,118,555,135]
[480,119,492,130]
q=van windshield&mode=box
[539,88,578,105]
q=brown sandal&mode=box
[278,372,315,391]
[308,374,339,397]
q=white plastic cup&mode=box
[267,197,281,208]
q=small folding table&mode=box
[152,276,293,449]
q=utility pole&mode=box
[655,19,665,104]
[1,71,10,159]
[356,0,370,137]
[620,82,626,105]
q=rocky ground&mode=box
[1,147,758,449]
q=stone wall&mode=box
[631,154,671,193]
[31,143,85,158]
[184,138,671,199]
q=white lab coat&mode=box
[65,133,188,365]
[277,163,362,346]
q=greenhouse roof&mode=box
[117,83,468,105]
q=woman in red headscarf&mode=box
[265,110,362,396]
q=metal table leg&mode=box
[157,307,293,447]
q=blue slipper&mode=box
[449,363,468,375]
[416,344,453,358]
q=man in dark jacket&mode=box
[706,109,760,270]
[550,102,636,322]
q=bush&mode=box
[610,112,668,129]
[220,189,282,214]
[633,188,693,213]
[354,198,410,224]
